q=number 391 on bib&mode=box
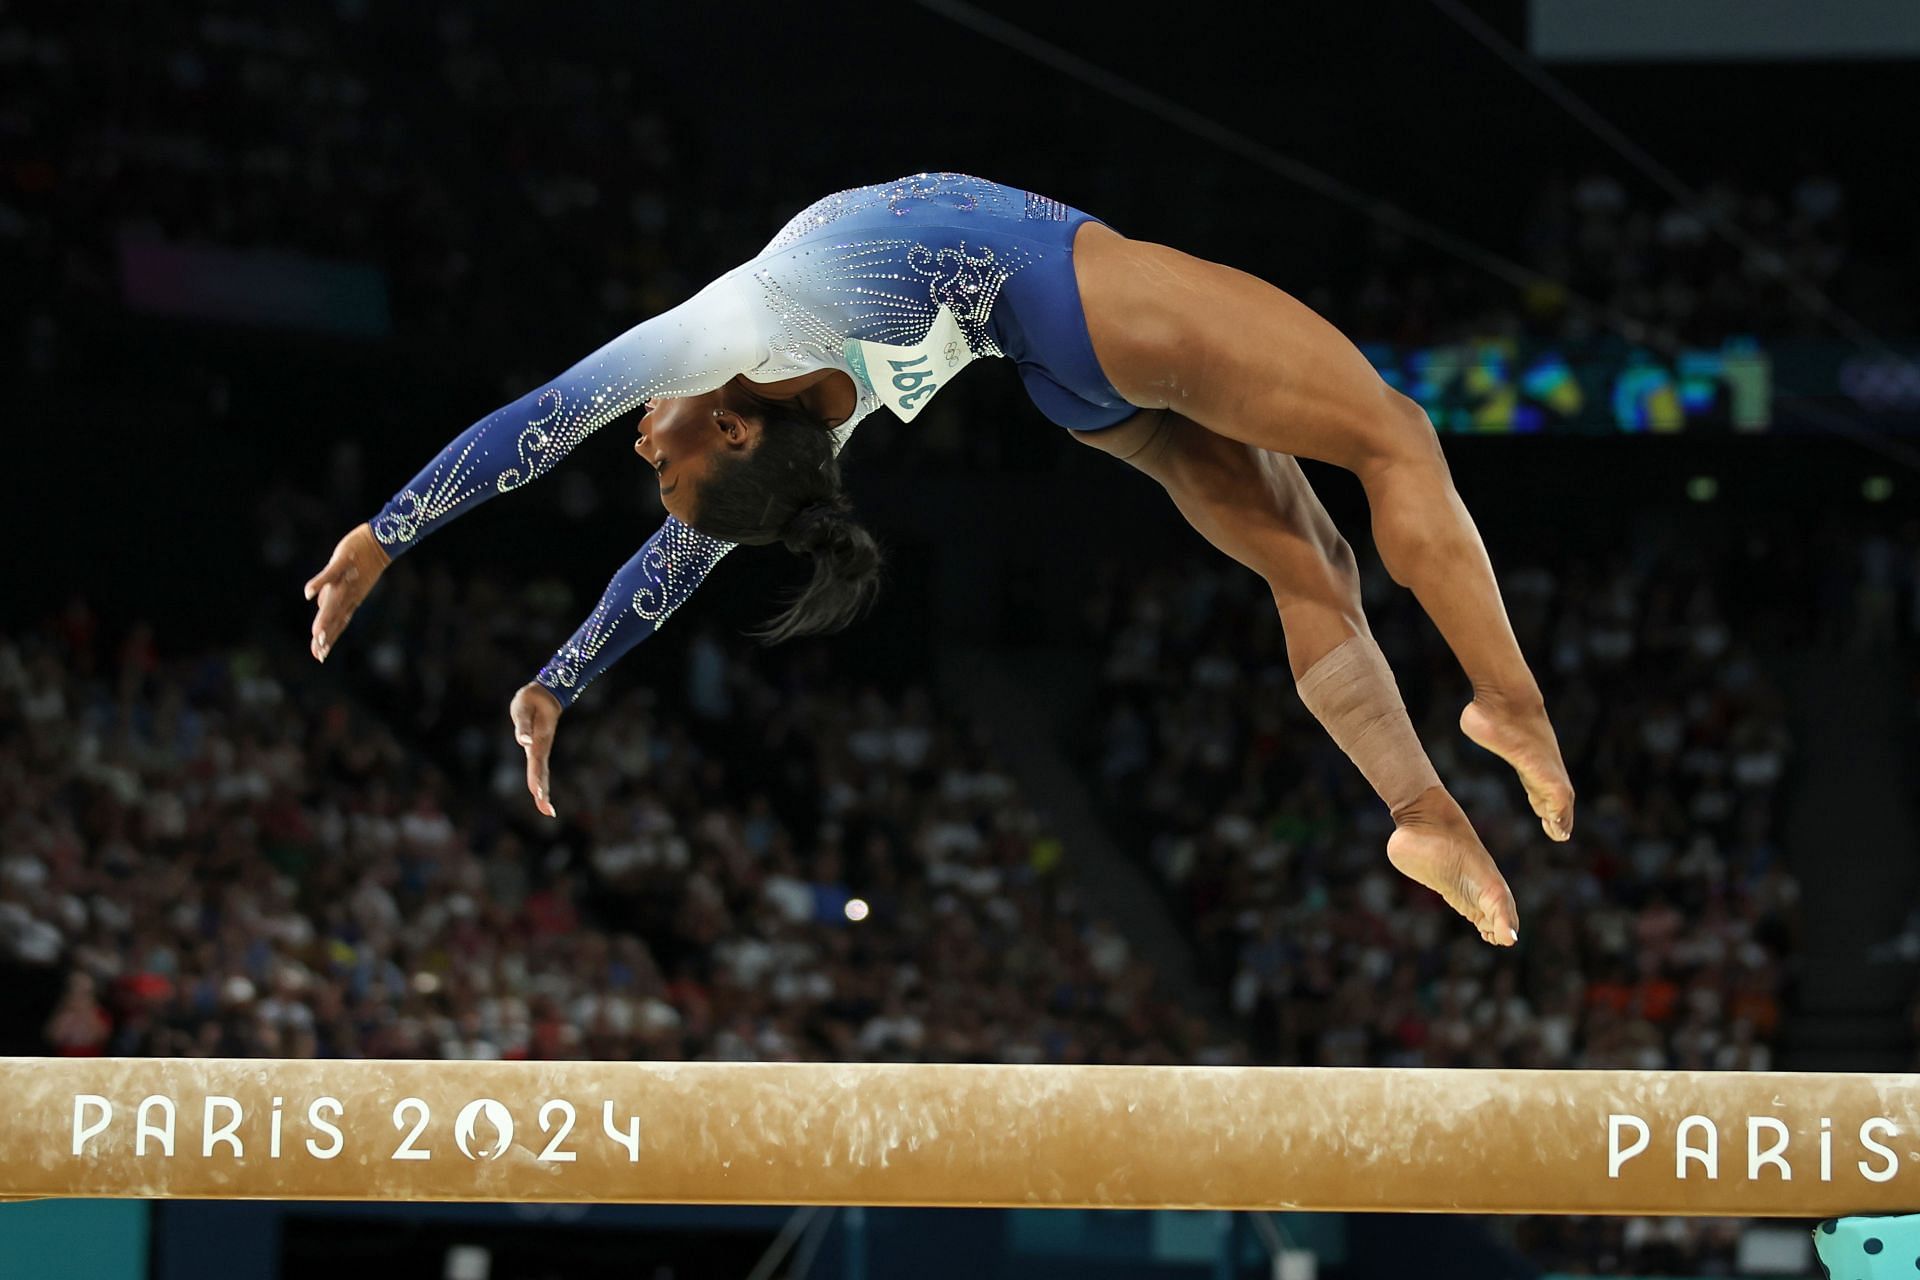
[842,306,978,423]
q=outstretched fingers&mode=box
[519,728,555,818]
[307,574,362,663]
[509,684,562,819]
[304,564,340,661]
[303,527,385,663]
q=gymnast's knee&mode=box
[1353,389,1448,485]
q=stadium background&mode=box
[3,0,1918,1276]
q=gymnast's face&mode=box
[635,385,763,523]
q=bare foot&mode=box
[1386,787,1519,946]
[1460,696,1576,842]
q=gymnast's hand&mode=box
[510,683,563,819]
[303,523,390,663]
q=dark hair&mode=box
[689,398,882,644]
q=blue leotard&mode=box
[369,173,1137,704]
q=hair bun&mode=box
[781,501,845,556]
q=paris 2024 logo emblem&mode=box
[453,1098,515,1161]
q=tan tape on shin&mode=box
[1295,635,1441,814]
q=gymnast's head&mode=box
[635,380,881,642]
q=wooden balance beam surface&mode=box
[2,1058,1917,1215]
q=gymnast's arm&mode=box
[510,401,870,818]
[303,272,761,663]
[508,516,734,817]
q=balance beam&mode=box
[3,1058,1917,1215]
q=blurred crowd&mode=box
[2,579,1216,1067]
[1322,165,1865,348]
[1085,545,1802,1071]
[4,0,1894,381]
[3,2,749,357]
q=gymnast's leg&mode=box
[1072,224,1575,843]
[1078,411,1518,945]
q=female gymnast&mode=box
[305,173,1573,947]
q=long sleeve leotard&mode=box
[369,173,1094,705]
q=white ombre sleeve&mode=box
[369,273,764,554]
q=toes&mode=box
[1528,785,1575,841]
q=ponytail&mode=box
[689,396,884,643]
[759,498,883,643]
